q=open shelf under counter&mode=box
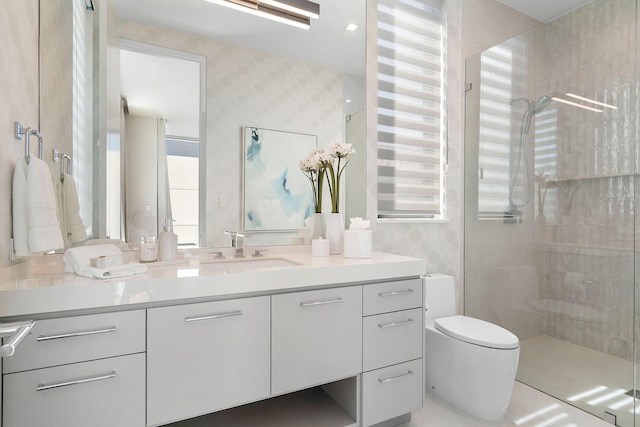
[166,384,357,427]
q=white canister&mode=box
[139,236,158,262]
[311,238,330,257]
[343,230,372,258]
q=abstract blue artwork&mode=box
[242,127,317,232]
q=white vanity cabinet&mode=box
[360,278,424,427]
[2,310,146,427]
[146,296,271,426]
[271,286,363,395]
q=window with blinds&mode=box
[476,34,558,219]
[376,0,446,220]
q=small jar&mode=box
[139,236,158,262]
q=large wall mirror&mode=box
[39,0,366,249]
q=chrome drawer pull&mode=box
[185,310,243,322]
[299,298,343,307]
[36,326,117,342]
[378,289,414,297]
[378,319,414,329]
[378,370,414,384]
[36,371,116,391]
[0,321,34,357]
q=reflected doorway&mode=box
[109,40,206,247]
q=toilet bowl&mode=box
[424,274,520,421]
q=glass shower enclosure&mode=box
[464,0,639,425]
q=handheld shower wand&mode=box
[508,95,553,212]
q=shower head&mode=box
[531,95,553,114]
[521,95,554,134]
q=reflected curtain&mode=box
[157,119,172,229]
[120,98,128,241]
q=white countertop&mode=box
[0,250,426,320]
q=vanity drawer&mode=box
[363,278,423,316]
[361,358,423,427]
[3,353,146,427]
[3,310,145,373]
[363,308,423,372]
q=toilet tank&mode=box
[424,274,456,321]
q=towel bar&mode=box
[24,127,44,164]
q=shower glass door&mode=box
[464,0,639,425]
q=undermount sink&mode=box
[202,257,301,272]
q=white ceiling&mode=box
[120,50,201,138]
[496,0,593,23]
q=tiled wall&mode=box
[538,0,637,360]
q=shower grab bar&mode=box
[25,127,44,164]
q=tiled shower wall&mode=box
[536,0,637,360]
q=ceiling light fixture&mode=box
[260,0,319,19]
[566,92,618,110]
[345,23,358,31]
[551,96,603,113]
[204,0,319,30]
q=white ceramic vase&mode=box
[310,212,325,240]
[324,212,344,254]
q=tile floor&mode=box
[412,381,612,427]
[518,335,636,427]
[172,380,612,427]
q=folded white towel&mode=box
[62,174,87,244]
[63,244,122,274]
[79,263,148,279]
[12,156,65,256]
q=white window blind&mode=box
[476,34,558,219]
[377,0,446,219]
[477,36,527,218]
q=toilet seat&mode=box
[434,315,519,349]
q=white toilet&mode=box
[424,274,520,421]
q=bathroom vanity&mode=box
[0,250,425,427]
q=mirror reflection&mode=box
[39,0,366,250]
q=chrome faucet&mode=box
[224,231,245,258]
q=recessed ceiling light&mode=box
[345,99,352,103]
[345,23,358,31]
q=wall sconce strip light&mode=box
[566,92,617,110]
[551,96,603,113]
[204,0,319,29]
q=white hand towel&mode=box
[26,157,64,253]
[12,157,29,257]
[62,174,87,244]
[53,177,68,247]
[79,263,148,279]
[63,244,122,274]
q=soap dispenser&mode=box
[159,218,178,261]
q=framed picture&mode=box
[242,127,317,233]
